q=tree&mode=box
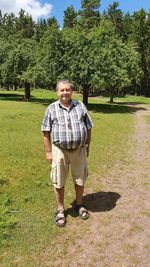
[0,38,12,88]
[0,10,3,25]
[122,12,133,42]
[38,24,64,89]
[1,12,17,36]
[78,0,101,29]
[132,9,150,96]
[17,39,37,100]
[47,17,59,28]
[34,19,47,42]
[0,37,36,99]
[62,26,93,105]
[89,21,143,102]
[63,5,78,28]
[106,1,123,37]
[15,9,34,38]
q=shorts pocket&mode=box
[85,167,88,179]
[50,161,57,184]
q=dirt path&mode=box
[47,105,150,267]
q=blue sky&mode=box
[43,0,150,27]
[0,0,149,26]
[42,0,150,26]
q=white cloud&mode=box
[0,0,53,20]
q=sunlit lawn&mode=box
[0,89,150,266]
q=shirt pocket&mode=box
[57,117,66,126]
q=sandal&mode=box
[55,210,66,227]
[76,204,89,220]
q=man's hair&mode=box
[56,80,74,91]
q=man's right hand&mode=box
[46,151,52,164]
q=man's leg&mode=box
[54,186,65,226]
[74,183,84,205]
[51,146,69,226]
[74,183,89,219]
[51,145,68,210]
[70,147,89,219]
[54,186,64,211]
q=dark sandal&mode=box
[55,210,66,227]
[76,205,89,220]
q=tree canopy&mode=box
[0,0,150,103]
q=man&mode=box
[41,80,93,227]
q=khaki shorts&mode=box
[50,145,88,189]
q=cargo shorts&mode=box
[50,144,88,189]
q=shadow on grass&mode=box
[0,93,23,102]
[0,93,147,113]
[83,191,121,212]
[115,101,145,105]
[0,179,9,186]
[88,103,147,114]
[30,96,56,106]
[65,191,121,218]
[0,93,55,106]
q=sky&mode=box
[0,0,149,27]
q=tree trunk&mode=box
[82,85,89,106]
[24,82,30,101]
[14,84,17,91]
[110,90,114,103]
[5,84,9,91]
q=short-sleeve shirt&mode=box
[41,99,94,150]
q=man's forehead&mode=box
[58,83,72,90]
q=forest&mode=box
[0,0,150,104]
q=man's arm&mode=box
[43,131,52,163]
[86,129,91,157]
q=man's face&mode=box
[57,83,73,105]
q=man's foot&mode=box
[76,204,89,220]
[55,210,66,227]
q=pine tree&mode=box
[78,0,101,29]
[63,5,78,28]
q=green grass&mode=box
[0,89,150,266]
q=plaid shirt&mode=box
[41,99,94,150]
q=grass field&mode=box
[0,89,150,266]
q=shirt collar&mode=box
[58,99,78,109]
